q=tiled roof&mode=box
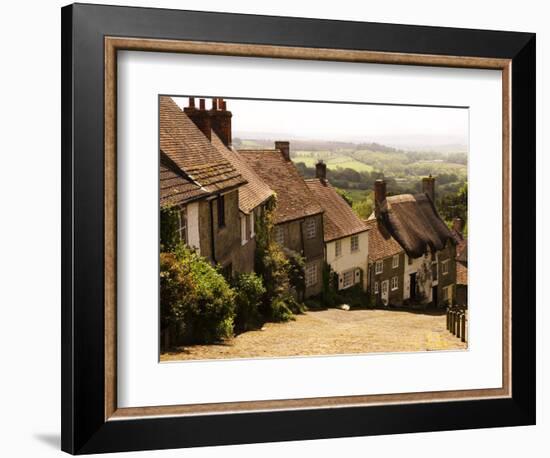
[160,96,246,195]
[305,178,368,242]
[457,261,468,285]
[364,219,404,261]
[159,152,208,207]
[238,149,323,224]
[379,193,454,258]
[211,134,274,214]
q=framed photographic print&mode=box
[61,3,536,454]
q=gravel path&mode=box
[161,308,466,362]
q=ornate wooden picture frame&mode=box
[62,3,535,454]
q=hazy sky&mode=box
[173,96,469,152]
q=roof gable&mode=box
[364,219,404,260]
[238,149,323,224]
[160,96,246,196]
[211,134,274,214]
[305,178,368,242]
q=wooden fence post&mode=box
[461,312,467,342]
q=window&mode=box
[305,263,318,287]
[249,212,255,238]
[375,260,383,274]
[240,215,247,245]
[442,259,450,275]
[374,282,379,294]
[342,270,354,289]
[217,195,225,228]
[350,234,359,252]
[305,218,316,239]
[432,260,438,281]
[392,254,399,268]
[335,240,342,257]
[391,276,399,291]
[442,284,454,304]
[274,226,284,245]
[176,206,187,244]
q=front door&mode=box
[409,273,417,301]
[381,280,389,306]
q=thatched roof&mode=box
[378,193,454,258]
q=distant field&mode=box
[293,152,374,172]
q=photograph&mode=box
[159,95,469,361]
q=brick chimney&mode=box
[316,160,327,184]
[275,141,290,161]
[422,174,436,202]
[184,97,211,141]
[210,98,232,147]
[452,217,464,234]
[374,179,386,218]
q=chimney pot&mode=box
[210,98,232,146]
[422,175,436,202]
[186,98,211,141]
[199,98,206,110]
[452,217,464,234]
[374,179,387,218]
[275,141,290,161]
[221,100,227,110]
[316,160,327,183]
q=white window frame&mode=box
[350,234,359,252]
[375,260,383,274]
[274,226,284,245]
[442,259,450,275]
[305,263,318,287]
[392,254,399,268]
[342,270,354,289]
[335,239,342,257]
[374,281,379,294]
[240,215,247,246]
[391,276,399,291]
[305,218,317,239]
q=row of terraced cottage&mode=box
[160,96,467,308]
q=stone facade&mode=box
[368,252,406,306]
[275,213,325,297]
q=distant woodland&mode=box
[235,138,468,227]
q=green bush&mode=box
[160,206,180,253]
[270,296,295,322]
[161,245,236,344]
[160,252,197,332]
[336,284,372,309]
[232,273,266,333]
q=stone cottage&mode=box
[305,161,370,291]
[368,177,457,306]
[239,143,325,298]
[160,96,252,277]
[364,218,406,306]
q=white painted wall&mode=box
[186,201,201,252]
[326,231,369,290]
[403,252,436,303]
